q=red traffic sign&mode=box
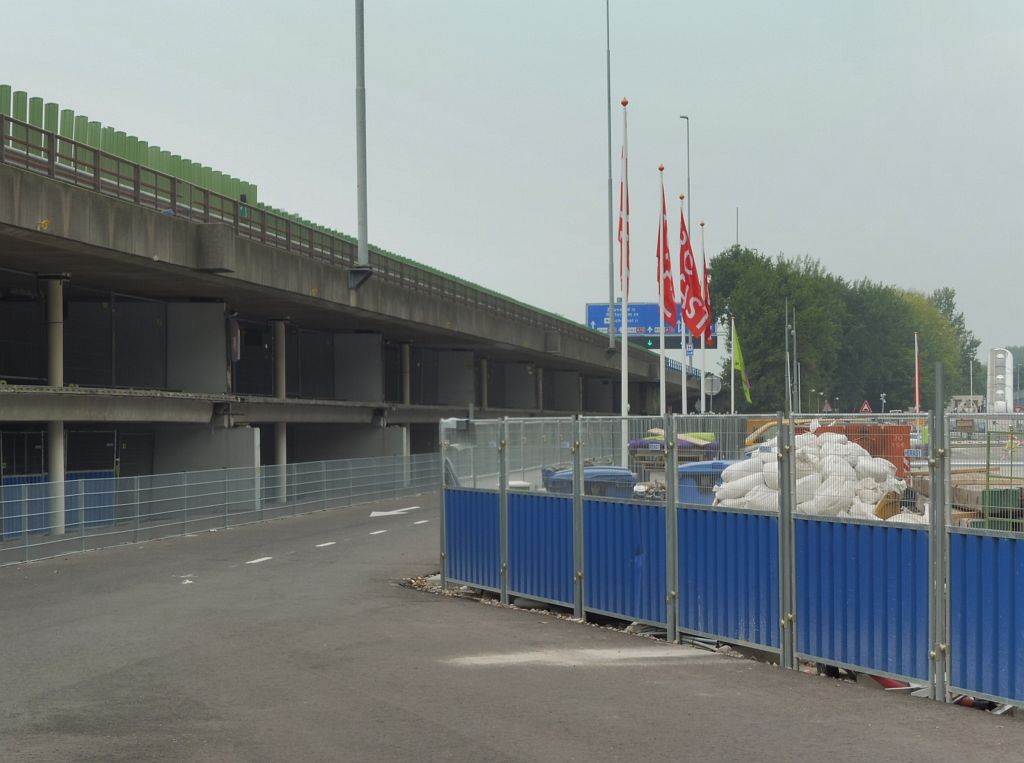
[859,400,874,414]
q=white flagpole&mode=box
[699,221,707,414]
[619,98,630,464]
[658,166,666,416]
[731,315,736,415]
[914,331,921,413]
[605,0,615,351]
[679,195,687,416]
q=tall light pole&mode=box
[880,392,887,414]
[604,0,615,349]
[351,0,372,289]
[679,116,690,233]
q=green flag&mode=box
[734,322,752,404]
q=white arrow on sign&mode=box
[369,506,420,518]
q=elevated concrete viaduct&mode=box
[0,140,698,482]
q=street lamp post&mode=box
[679,116,690,231]
[880,392,887,414]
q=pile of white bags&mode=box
[714,428,911,521]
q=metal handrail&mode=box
[0,114,599,342]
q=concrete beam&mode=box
[0,163,668,382]
[0,389,213,422]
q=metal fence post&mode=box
[664,413,678,641]
[572,415,584,619]
[321,461,327,511]
[223,470,230,529]
[181,472,188,536]
[255,465,263,521]
[133,476,140,543]
[777,412,797,670]
[499,418,509,606]
[21,484,29,563]
[79,480,86,552]
[930,373,950,701]
[291,463,298,516]
[440,427,448,590]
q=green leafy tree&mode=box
[708,247,983,414]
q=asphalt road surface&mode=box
[2,492,1023,762]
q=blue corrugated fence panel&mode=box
[950,532,1024,701]
[584,499,666,625]
[796,518,929,680]
[508,492,573,606]
[445,489,500,590]
[69,473,117,528]
[1,472,116,537]
[677,507,780,648]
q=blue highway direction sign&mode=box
[586,303,717,343]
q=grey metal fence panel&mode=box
[0,453,441,566]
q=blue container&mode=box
[547,466,637,499]
[677,460,737,506]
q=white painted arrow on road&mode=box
[369,506,420,518]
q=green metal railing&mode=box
[0,110,600,339]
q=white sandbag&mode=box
[721,458,761,482]
[795,474,820,503]
[808,419,821,434]
[818,432,848,446]
[795,491,847,516]
[886,511,927,525]
[880,476,906,494]
[820,455,856,482]
[848,500,878,519]
[812,476,856,515]
[747,488,780,512]
[715,472,763,500]
[762,462,781,490]
[795,432,819,449]
[794,458,818,479]
[842,442,870,467]
[717,496,749,509]
[818,475,856,500]
[855,456,896,481]
[796,448,819,467]
[857,487,883,504]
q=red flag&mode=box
[657,172,677,328]
[701,248,713,339]
[617,103,631,298]
[678,199,709,338]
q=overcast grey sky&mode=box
[5,1,1021,359]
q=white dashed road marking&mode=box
[315,542,337,548]
[413,520,429,525]
[369,530,387,536]
[246,557,273,565]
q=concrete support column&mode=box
[46,278,64,386]
[273,320,287,466]
[536,367,544,411]
[273,320,287,400]
[401,343,411,405]
[272,320,287,500]
[48,422,66,536]
[46,278,66,535]
[480,358,489,410]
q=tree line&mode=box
[709,246,981,413]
